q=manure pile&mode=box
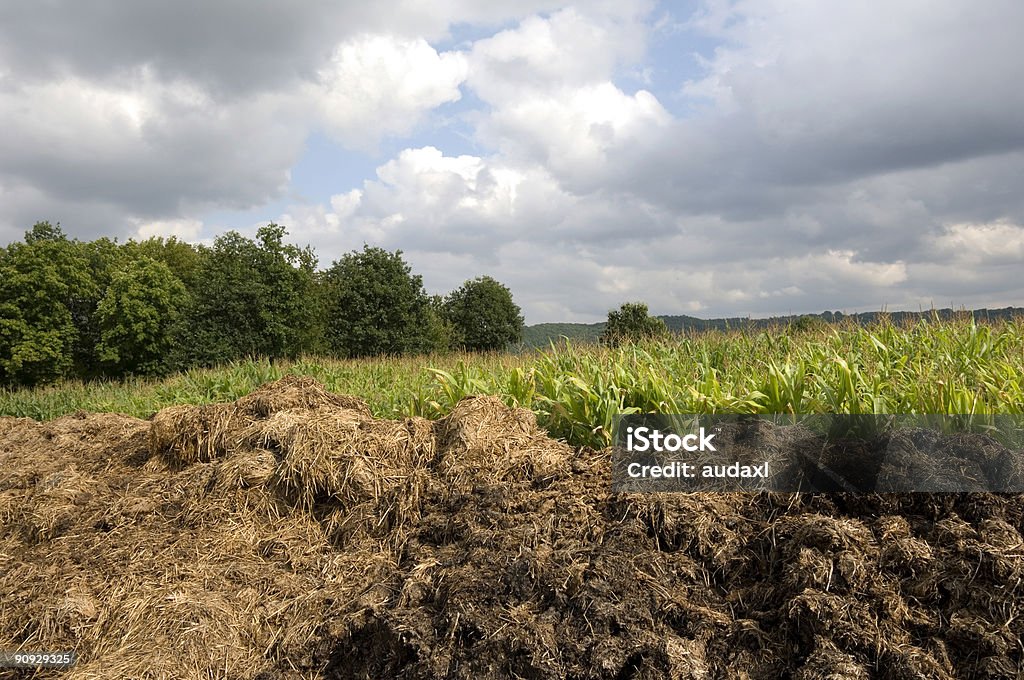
[0,376,1021,679]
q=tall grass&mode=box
[3,316,1022,447]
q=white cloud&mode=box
[330,189,363,220]
[680,0,1024,174]
[479,83,670,183]
[460,6,671,192]
[284,144,686,256]
[311,35,468,150]
[129,217,204,240]
[0,1,632,95]
[467,7,647,101]
[285,147,529,257]
[927,221,1024,267]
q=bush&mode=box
[600,302,668,347]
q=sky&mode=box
[1,0,1022,324]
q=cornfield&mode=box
[3,316,1023,448]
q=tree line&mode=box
[0,222,524,386]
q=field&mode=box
[1,317,1023,678]
[4,316,1024,448]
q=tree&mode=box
[422,294,456,354]
[251,224,320,358]
[95,257,189,375]
[0,223,97,385]
[324,246,437,357]
[176,224,318,367]
[24,220,66,244]
[600,302,668,346]
[443,276,524,351]
[69,236,128,377]
[121,236,208,292]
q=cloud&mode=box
[478,84,670,187]
[311,36,468,150]
[282,147,544,259]
[130,217,204,241]
[466,5,669,188]
[681,0,1024,180]
[928,221,1024,267]
[0,1,625,243]
[286,144,684,258]
[2,1,1024,323]
[905,221,1024,303]
[467,7,648,101]
[0,69,306,240]
[277,141,1024,323]
[0,1,612,95]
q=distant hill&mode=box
[520,306,1024,348]
[521,322,605,347]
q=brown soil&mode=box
[1,376,1021,679]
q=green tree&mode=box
[0,223,96,385]
[70,236,127,377]
[251,224,320,358]
[177,224,318,366]
[95,257,189,375]
[600,302,668,347]
[423,294,455,354]
[324,246,436,357]
[24,220,67,244]
[121,236,208,292]
[443,276,524,351]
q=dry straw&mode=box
[2,377,1023,678]
[434,395,571,488]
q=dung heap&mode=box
[1,376,1021,679]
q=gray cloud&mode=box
[0,2,361,96]
[615,1,1024,202]
[0,79,306,242]
[0,1,595,96]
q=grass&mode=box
[3,316,1023,448]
